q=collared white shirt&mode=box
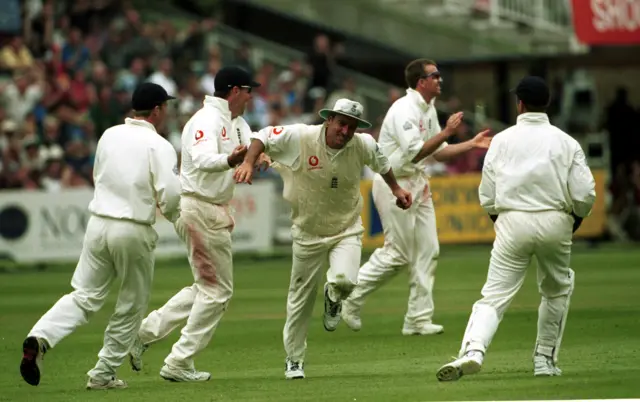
[377,88,447,178]
[89,118,181,224]
[251,123,390,174]
[479,113,596,218]
[180,95,251,204]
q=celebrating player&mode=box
[20,83,181,390]
[128,66,263,382]
[436,76,596,381]
[234,98,412,379]
[341,59,492,336]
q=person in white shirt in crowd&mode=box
[129,66,266,383]
[234,99,413,380]
[436,76,596,382]
[341,59,492,336]
[20,83,181,390]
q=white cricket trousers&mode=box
[283,218,364,362]
[28,215,158,382]
[137,196,234,370]
[458,210,575,363]
[347,174,439,327]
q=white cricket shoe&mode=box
[436,351,484,382]
[160,364,211,382]
[86,377,128,390]
[284,358,305,380]
[402,322,444,336]
[341,302,361,332]
[129,336,148,372]
[20,336,47,386]
[323,283,342,332]
[533,354,562,376]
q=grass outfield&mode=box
[1,244,639,401]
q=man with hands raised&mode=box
[342,59,493,337]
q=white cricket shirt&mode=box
[251,123,390,174]
[88,118,181,225]
[179,95,251,205]
[377,88,447,179]
[251,124,390,236]
[479,113,596,218]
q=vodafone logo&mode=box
[222,127,227,137]
[308,156,319,167]
[195,130,204,140]
[272,126,284,135]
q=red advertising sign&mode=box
[571,0,640,45]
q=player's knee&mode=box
[71,291,106,314]
[375,245,411,269]
[334,275,356,296]
[539,269,575,298]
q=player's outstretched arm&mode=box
[411,112,462,163]
[433,129,493,162]
[234,125,303,184]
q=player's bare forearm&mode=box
[412,128,452,163]
[243,139,265,166]
[433,140,473,162]
[380,168,402,192]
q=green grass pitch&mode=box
[1,244,639,401]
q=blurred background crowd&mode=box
[0,0,638,240]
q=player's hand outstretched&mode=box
[445,112,464,132]
[471,129,493,149]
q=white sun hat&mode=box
[318,98,372,129]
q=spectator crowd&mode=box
[1,0,637,240]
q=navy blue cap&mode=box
[512,76,550,107]
[131,83,175,111]
[214,66,261,92]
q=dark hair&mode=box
[214,89,231,99]
[519,100,547,113]
[132,109,153,117]
[405,58,437,89]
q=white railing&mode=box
[443,0,574,33]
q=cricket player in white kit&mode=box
[234,99,413,379]
[20,83,181,390]
[342,59,492,335]
[128,66,264,382]
[436,76,596,381]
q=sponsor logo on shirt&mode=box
[308,155,321,170]
[194,130,208,146]
[272,126,284,136]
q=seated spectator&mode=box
[0,36,35,72]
